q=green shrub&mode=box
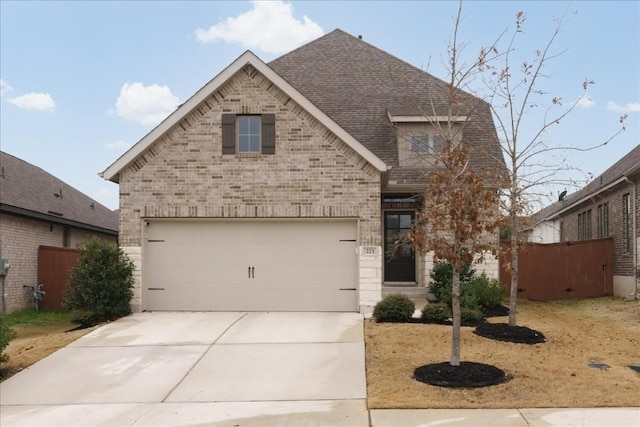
[373,294,415,323]
[64,236,134,326]
[461,307,484,323]
[428,261,475,302]
[436,280,481,312]
[0,313,17,364]
[468,273,505,307]
[421,303,451,323]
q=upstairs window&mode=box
[410,135,429,153]
[410,134,444,154]
[221,113,275,155]
[238,116,261,153]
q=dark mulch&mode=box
[414,361,507,388]
[474,323,546,344]
[481,304,510,318]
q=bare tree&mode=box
[480,10,627,326]
[404,3,504,366]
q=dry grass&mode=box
[365,297,640,409]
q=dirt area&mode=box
[1,322,97,382]
[365,297,640,409]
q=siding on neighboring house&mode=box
[1,151,119,313]
[0,213,117,310]
[531,145,640,298]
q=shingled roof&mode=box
[269,29,506,185]
[534,144,640,223]
[0,152,118,235]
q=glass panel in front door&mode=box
[384,212,416,282]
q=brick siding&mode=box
[118,64,382,309]
[559,178,638,277]
[0,213,117,312]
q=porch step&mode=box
[382,285,427,299]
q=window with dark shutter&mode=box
[221,113,276,155]
[261,113,276,154]
[221,114,236,154]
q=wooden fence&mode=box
[37,246,79,311]
[499,238,613,300]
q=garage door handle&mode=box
[248,266,255,278]
[339,288,356,291]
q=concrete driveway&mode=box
[0,312,369,427]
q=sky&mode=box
[1,0,638,211]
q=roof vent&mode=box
[54,188,63,198]
[358,35,362,40]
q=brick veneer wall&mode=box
[0,213,117,312]
[559,179,638,278]
[117,64,382,310]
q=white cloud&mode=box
[8,92,56,111]
[113,82,180,125]
[105,140,131,151]
[194,0,323,54]
[607,101,640,113]
[0,79,13,97]
[576,95,595,109]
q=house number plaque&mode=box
[362,246,379,256]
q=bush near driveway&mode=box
[0,313,17,363]
[373,294,416,323]
[64,236,134,326]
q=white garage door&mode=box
[143,219,358,311]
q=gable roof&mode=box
[269,29,506,184]
[0,152,118,234]
[535,144,640,223]
[101,50,387,183]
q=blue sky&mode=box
[1,1,638,211]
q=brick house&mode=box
[0,152,118,312]
[530,144,639,298]
[101,30,505,313]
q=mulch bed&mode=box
[474,323,546,344]
[482,304,510,318]
[414,361,507,388]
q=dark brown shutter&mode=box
[221,114,236,154]
[261,113,276,154]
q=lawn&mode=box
[365,297,640,409]
[0,309,98,382]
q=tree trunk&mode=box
[450,267,461,366]
[508,218,519,327]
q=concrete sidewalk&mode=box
[370,408,640,426]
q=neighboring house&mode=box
[101,29,506,313]
[0,152,119,312]
[530,145,639,298]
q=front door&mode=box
[384,211,416,282]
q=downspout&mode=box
[623,176,638,300]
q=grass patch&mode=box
[5,309,72,327]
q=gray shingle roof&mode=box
[269,29,506,184]
[535,144,640,221]
[0,151,118,234]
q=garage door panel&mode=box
[144,219,358,312]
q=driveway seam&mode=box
[159,312,248,403]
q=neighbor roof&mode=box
[269,29,506,185]
[535,144,640,222]
[0,152,118,234]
